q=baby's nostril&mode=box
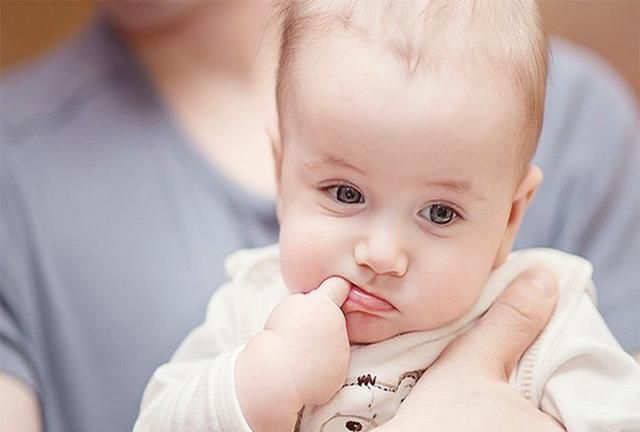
[345,420,363,431]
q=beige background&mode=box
[0,0,639,99]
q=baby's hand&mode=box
[265,277,351,407]
[236,278,350,432]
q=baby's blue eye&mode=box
[419,204,457,225]
[328,185,364,204]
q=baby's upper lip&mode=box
[346,284,396,312]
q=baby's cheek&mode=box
[442,287,481,320]
[446,275,490,319]
[279,226,328,295]
[279,209,348,295]
[419,273,488,329]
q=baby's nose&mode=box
[354,236,408,277]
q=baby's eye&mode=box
[327,185,364,204]
[418,204,458,225]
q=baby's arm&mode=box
[132,281,251,432]
[530,293,640,431]
[133,277,351,432]
[236,277,351,432]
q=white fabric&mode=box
[134,246,640,432]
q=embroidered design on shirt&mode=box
[294,369,426,432]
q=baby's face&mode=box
[277,34,531,344]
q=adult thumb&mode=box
[442,266,559,379]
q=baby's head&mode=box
[273,0,548,343]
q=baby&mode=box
[134,1,640,431]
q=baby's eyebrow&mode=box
[424,178,485,201]
[304,155,485,201]
[304,154,366,174]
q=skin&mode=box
[236,31,552,431]
[99,0,204,34]
[0,374,42,432]
[236,277,353,431]
[277,33,542,344]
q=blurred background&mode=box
[0,0,639,101]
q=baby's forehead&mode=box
[280,35,529,183]
[277,0,546,172]
[283,32,522,137]
[285,46,522,171]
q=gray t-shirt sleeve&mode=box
[517,39,640,352]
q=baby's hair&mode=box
[276,0,548,174]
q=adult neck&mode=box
[117,2,281,198]
[122,2,280,88]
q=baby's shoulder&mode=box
[223,244,286,296]
[211,244,286,340]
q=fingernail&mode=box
[524,267,557,298]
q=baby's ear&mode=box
[493,165,543,268]
[266,120,283,189]
[266,121,284,222]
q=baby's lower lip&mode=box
[345,285,394,312]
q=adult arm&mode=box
[0,373,41,432]
[375,268,564,432]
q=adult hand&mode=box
[376,267,565,432]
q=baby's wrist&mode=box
[235,330,302,432]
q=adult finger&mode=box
[313,277,351,306]
[442,266,559,378]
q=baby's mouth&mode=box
[344,284,395,313]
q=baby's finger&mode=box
[313,277,351,306]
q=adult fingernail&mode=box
[523,267,557,298]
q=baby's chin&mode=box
[345,310,466,345]
[345,311,406,345]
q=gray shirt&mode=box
[1,20,638,432]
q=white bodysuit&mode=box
[134,246,640,432]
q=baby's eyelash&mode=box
[418,203,464,226]
[324,184,365,205]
